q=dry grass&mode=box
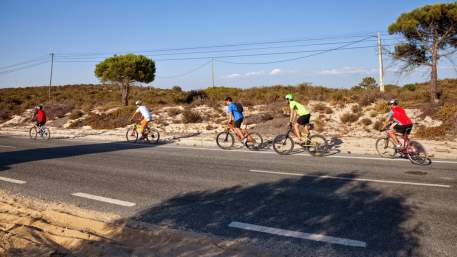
[182,109,203,123]
[166,107,182,117]
[340,112,360,123]
[360,118,372,126]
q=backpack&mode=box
[234,102,243,113]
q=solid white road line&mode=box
[229,221,367,248]
[0,144,16,149]
[249,169,452,188]
[71,192,136,207]
[158,145,457,164]
[0,176,26,184]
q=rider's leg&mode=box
[293,123,302,139]
[139,119,148,137]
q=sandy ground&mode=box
[0,190,274,257]
[1,124,456,160]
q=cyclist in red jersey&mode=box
[381,99,413,148]
[32,104,47,128]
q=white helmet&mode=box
[135,100,143,106]
[388,99,399,105]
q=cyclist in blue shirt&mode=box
[224,97,246,144]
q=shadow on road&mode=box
[131,172,422,256]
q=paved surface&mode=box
[0,135,456,256]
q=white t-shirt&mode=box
[136,106,152,121]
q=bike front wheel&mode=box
[216,131,235,150]
[307,134,328,156]
[29,127,37,140]
[245,132,264,150]
[146,128,160,144]
[407,141,428,165]
[126,128,139,143]
[41,127,51,140]
[272,134,294,155]
[375,137,397,158]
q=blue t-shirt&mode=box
[228,102,244,121]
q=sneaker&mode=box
[242,137,248,145]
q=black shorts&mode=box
[296,114,311,125]
[394,124,413,135]
[233,118,243,128]
[36,121,46,127]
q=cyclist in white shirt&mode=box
[130,100,153,138]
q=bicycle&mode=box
[29,124,51,140]
[272,123,328,156]
[216,122,263,150]
[126,121,160,144]
[376,127,428,165]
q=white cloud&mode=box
[226,73,241,78]
[319,67,373,75]
[245,71,265,77]
[270,68,281,75]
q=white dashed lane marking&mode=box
[0,176,26,184]
[71,192,136,207]
[229,221,367,248]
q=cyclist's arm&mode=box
[289,107,296,123]
[381,113,393,130]
[31,112,37,122]
[129,111,138,121]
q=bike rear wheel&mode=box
[126,128,139,143]
[41,127,51,140]
[245,132,263,150]
[146,128,160,144]
[307,134,328,156]
[272,134,294,155]
[407,141,428,165]
[375,137,397,158]
[216,131,235,150]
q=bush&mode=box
[182,109,203,123]
[374,101,389,114]
[325,108,333,114]
[403,84,416,91]
[46,103,74,119]
[313,103,327,113]
[372,119,385,131]
[166,108,182,117]
[85,106,135,129]
[415,125,448,140]
[340,112,360,123]
[69,109,84,120]
[351,104,361,113]
[360,118,372,126]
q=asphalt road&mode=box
[0,135,456,257]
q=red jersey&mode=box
[388,106,412,125]
[36,109,46,123]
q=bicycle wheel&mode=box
[41,128,51,140]
[29,127,37,140]
[407,141,428,165]
[375,137,397,158]
[146,128,160,144]
[126,128,138,143]
[272,134,294,155]
[216,132,235,150]
[245,132,264,150]
[307,134,328,156]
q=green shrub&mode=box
[340,112,360,123]
[182,109,203,123]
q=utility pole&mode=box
[377,32,385,93]
[48,53,54,101]
[211,57,215,87]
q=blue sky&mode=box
[0,0,456,89]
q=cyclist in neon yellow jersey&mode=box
[285,93,311,142]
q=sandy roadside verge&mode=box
[0,190,274,257]
[1,126,457,160]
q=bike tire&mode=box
[272,134,294,155]
[216,132,235,150]
[126,128,139,143]
[375,137,397,158]
[307,134,328,156]
[407,141,428,165]
[146,128,160,144]
[29,127,37,140]
[42,128,51,140]
[245,132,264,150]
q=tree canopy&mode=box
[388,3,457,104]
[95,54,155,105]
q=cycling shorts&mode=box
[297,114,311,125]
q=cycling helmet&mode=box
[35,104,43,109]
[285,93,294,101]
[135,100,143,106]
[388,99,399,105]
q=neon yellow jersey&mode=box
[289,100,310,116]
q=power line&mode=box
[54,32,395,57]
[0,55,48,70]
[157,60,212,79]
[0,60,50,75]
